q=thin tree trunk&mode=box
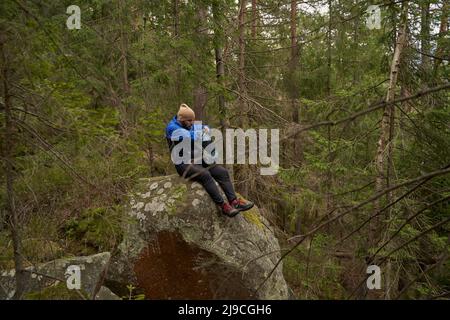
[326,0,332,95]
[173,0,181,104]
[352,5,360,84]
[290,0,303,168]
[325,0,333,212]
[420,1,431,72]
[335,0,344,83]
[193,86,207,121]
[289,3,305,232]
[290,0,299,124]
[212,2,227,130]
[433,0,448,76]
[173,0,179,36]
[238,0,247,122]
[1,36,26,299]
[118,0,131,132]
[119,0,129,95]
[237,0,249,197]
[215,46,227,130]
[146,140,154,176]
[373,3,408,242]
[251,0,257,38]
[212,1,234,180]
[373,2,409,299]
[193,4,208,121]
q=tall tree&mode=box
[420,0,431,81]
[433,0,448,76]
[326,0,332,95]
[192,2,209,121]
[372,2,409,299]
[213,0,234,179]
[236,0,250,196]
[118,0,132,131]
[251,0,258,38]
[290,0,302,233]
[0,31,26,299]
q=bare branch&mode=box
[283,83,450,140]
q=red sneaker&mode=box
[230,198,254,212]
[221,202,240,217]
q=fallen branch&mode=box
[283,83,450,140]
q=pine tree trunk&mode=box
[433,0,448,76]
[237,0,250,197]
[212,1,234,180]
[325,0,333,212]
[193,86,207,121]
[173,0,179,36]
[1,35,26,299]
[420,1,431,72]
[118,0,131,132]
[238,0,247,122]
[290,0,302,163]
[326,0,332,96]
[251,0,257,38]
[193,3,208,121]
[420,0,431,98]
[173,0,181,104]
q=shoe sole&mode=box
[235,203,254,212]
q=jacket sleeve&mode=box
[166,121,197,141]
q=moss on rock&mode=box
[24,282,89,300]
[243,207,264,230]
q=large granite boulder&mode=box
[107,174,289,299]
[0,252,117,300]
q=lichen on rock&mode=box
[108,174,289,300]
[0,252,113,300]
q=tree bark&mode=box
[237,0,250,197]
[372,2,409,299]
[193,86,207,121]
[212,1,234,180]
[290,0,299,123]
[251,0,257,38]
[289,0,304,167]
[420,0,431,95]
[373,3,408,241]
[434,0,448,75]
[173,0,181,103]
[173,0,179,37]
[0,35,26,299]
[238,0,247,122]
[420,1,431,72]
[326,0,332,95]
[193,3,208,121]
[325,0,334,212]
[118,0,131,132]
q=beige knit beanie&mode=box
[177,103,195,121]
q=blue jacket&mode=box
[165,115,199,142]
[165,116,213,165]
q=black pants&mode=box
[175,163,237,205]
